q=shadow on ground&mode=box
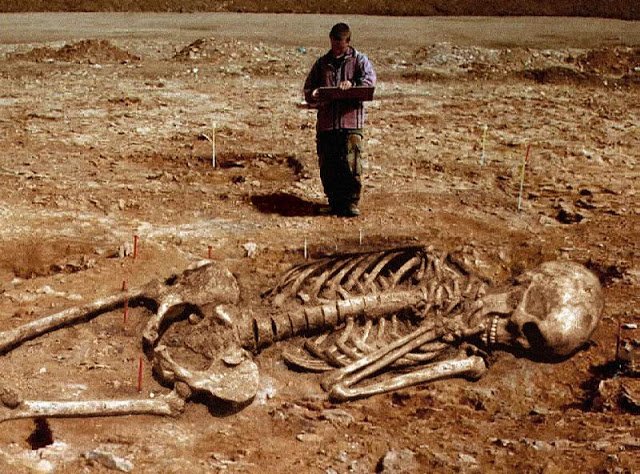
[251,192,319,217]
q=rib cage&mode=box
[240,247,489,353]
[265,247,428,307]
[283,315,452,372]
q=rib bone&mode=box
[320,320,442,391]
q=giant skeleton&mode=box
[0,246,603,422]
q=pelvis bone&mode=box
[0,246,604,422]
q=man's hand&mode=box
[338,80,353,90]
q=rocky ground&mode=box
[0,13,638,474]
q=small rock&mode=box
[254,376,277,405]
[296,432,323,443]
[529,406,551,416]
[296,292,311,303]
[84,449,134,472]
[320,408,355,426]
[378,449,417,473]
[188,313,204,325]
[590,440,612,451]
[521,438,553,451]
[491,437,514,448]
[0,386,22,408]
[458,453,478,465]
[15,457,56,474]
[243,242,257,258]
[555,204,585,224]
[221,347,246,366]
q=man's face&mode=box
[330,35,350,57]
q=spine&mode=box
[240,290,425,351]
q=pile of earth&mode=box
[575,47,640,75]
[385,44,640,86]
[174,38,315,77]
[9,37,640,87]
[517,47,640,86]
[8,39,140,64]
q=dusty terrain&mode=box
[0,0,638,21]
[0,13,638,473]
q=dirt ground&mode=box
[0,0,638,21]
[0,13,638,473]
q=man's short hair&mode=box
[329,23,351,42]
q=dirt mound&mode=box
[387,44,640,86]
[520,66,593,85]
[174,38,314,77]
[9,39,140,64]
[575,47,640,75]
[512,47,640,85]
[174,38,248,63]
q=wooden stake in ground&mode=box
[211,121,217,168]
[137,357,144,393]
[303,238,308,259]
[480,125,488,166]
[122,281,129,325]
[616,317,622,362]
[517,144,532,212]
[133,235,139,259]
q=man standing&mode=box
[304,23,376,217]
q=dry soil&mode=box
[0,13,638,474]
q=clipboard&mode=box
[315,86,375,102]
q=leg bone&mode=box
[0,289,144,354]
[0,390,186,423]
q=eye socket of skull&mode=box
[522,284,550,320]
[520,321,547,352]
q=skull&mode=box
[487,261,603,358]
